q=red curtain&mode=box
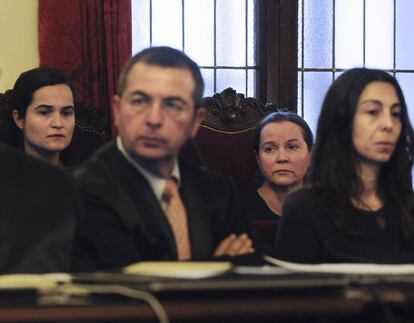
[38,0,131,124]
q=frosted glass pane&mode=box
[131,0,150,54]
[334,71,344,80]
[396,73,414,125]
[201,69,214,97]
[247,70,256,97]
[247,0,256,66]
[303,72,333,135]
[335,0,363,68]
[298,0,303,68]
[396,0,414,69]
[297,72,303,115]
[365,0,394,69]
[217,0,246,66]
[152,0,182,49]
[303,0,333,68]
[397,73,414,187]
[185,0,214,66]
[216,69,246,95]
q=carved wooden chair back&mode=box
[0,90,12,143]
[62,103,111,165]
[182,87,276,190]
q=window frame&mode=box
[258,0,298,112]
[130,0,299,110]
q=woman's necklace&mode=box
[257,188,281,216]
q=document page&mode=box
[123,261,232,279]
[264,256,414,275]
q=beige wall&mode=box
[0,0,39,92]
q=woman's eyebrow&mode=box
[34,104,53,109]
[359,99,401,107]
[359,99,382,106]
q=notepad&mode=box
[123,261,232,279]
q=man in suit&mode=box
[71,46,254,271]
[0,142,78,273]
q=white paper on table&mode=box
[123,261,232,279]
[264,255,414,275]
[0,273,71,291]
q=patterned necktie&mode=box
[162,178,191,260]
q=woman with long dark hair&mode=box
[275,68,414,263]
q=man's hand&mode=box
[214,233,254,257]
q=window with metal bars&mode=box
[131,0,258,98]
[298,0,414,134]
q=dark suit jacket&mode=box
[0,143,79,273]
[71,141,249,272]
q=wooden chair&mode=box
[0,90,11,143]
[182,87,277,191]
[63,102,111,165]
[181,88,280,248]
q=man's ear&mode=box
[111,95,121,130]
[190,107,206,138]
[12,110,24,130]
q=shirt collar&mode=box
[116,136,181,202]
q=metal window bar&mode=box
[182,0,185,52]
[363,0,366,67]
[332,0,336,81]
[393,0,396,76]
[298,0,414,119]
[145,0,258,97]
[199,66,258,69]
[149,0,153,46]
[245,0,249,95]
[214,0,217,93]
[300,0,304,117]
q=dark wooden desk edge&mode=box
[0,296,364,322]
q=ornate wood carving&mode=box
[201,87,277,132]
[74,102,111,143]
